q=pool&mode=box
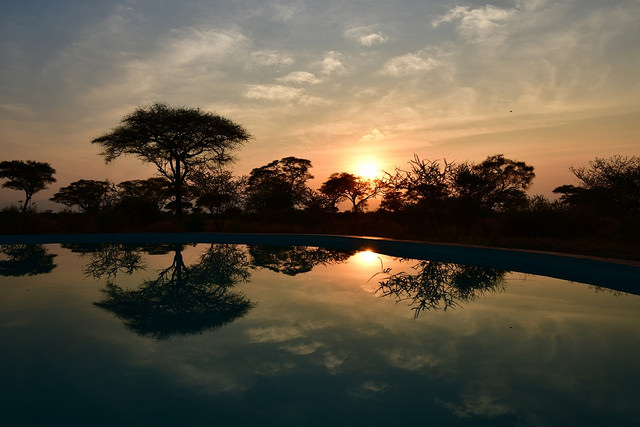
[1,234,639,425]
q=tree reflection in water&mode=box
[248,245,356,275]
[0,244,57,276]
[376,260,506,316]
[86,243,253,340]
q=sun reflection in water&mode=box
[351,249,381,266]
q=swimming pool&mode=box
[1,234,639,425]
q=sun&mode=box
[355,161,382,180]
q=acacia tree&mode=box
[92,103,251,218]
[116,177,172,211]
[189,167,246,216]
[50,179,116,213]
[380,155,454,213]
[319,172,380,213]
[554,155,640,213]
[245,157,314,213]
[0,160,56,212]
[453,154,535,212]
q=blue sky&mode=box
[1,0,639,208]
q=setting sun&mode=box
[355,161,382,180]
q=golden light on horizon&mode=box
[355,160,382,180]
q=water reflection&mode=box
[91,244,254,340]
[1,242,639,425]
[376,260,506,315]
[0,244,57,276]
[248,245,355,275]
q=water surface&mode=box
[1,240,639,426]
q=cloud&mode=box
[344,26,389,46]
[244,84,303,101]
[243,84,327,105]
[272,1,304,22]
[380,51,439,76]
[246,325,306,343]
[432,5,515,43]
[165,27,248,67]
[249,50,294,67]
[277,71,322,85]
[321,51,346,75]
[359,128,385,143]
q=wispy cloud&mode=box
[433,5,515,43]
[165,27,248,66]
[243,84,326,105]
[244,84,303,101]
[380,51,439,76]
[277,71,321,84]
[248,49,294,67]
[321,51,346,75]
[344,26,388,46]
[272,1,304,22]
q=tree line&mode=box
[1,103,639,255]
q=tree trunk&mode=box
[22,192,32,213]
[175,161,183,219]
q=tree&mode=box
[93,244,254,339]
[189,166,246,216]
[245,157,314,213]
[555,155,640,213]
[319,172,380,212]
[0,244,57,276]
[115,177,172,220]
[248,245,355,275]
[50,179,116,213]
[376,260,505,315]
[380,155,454,213]
[92,103,251,218]
[452,154,534,212]
[0,160,56,213]
[116,177,172,210]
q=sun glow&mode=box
[355,161,382,180]
[351,250,381,266]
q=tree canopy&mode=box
[245,157,314,213]
[92,103,251,217]
[453,154,535,212]
[319,172,380,213]
[50,179,115,213]
[555,155,640,213]
[0,160,56,212]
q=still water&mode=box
[1,239,639,426]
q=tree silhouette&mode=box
[0,244,57,276]
[116,177,172,211]
[249,245,355,275]
[93,244,254,339]
[92,103,250,218]
[245,157,314,213]
[453,154,534,212]
[376,260,506,316]
[380,156,453,213]
[78,244,146,279]
[0,160,56,213]
[50,179,115,213]
[319,172,380,212]
[554,155,640,214]
[189,166,246,219]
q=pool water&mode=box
[1,241,639,426]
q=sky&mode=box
[1,0,639,209]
